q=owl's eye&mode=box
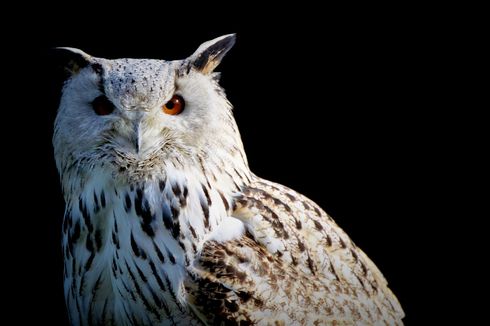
[92,95,115,116]
[162,95,185,115]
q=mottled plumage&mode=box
[53,34,404,325]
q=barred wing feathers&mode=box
[186,177,404,325]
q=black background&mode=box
[6,5,472,325]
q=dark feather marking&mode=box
[329,261,340,281]
[84,252,95,271]
[79,274,86,296]
[171,183,181,197]
[351,249,358,263]
[172,220,181,239]
[218,191,229,211]
[124,193,132,213]
[139,198,155,237]
[314,220,323,231]
[326,234,332,247]
[100,190,106,208]
[339,237,347,249]
[236,291,252,303]
[148,260,166,292]
[225,300,239,313]
[240,320,253,326]
[94,230,102,251]
[113,214,118,233]
[121,280,137,302]
[254,298,264,308]
[129,313,139,326]
[162,203,173,230]
[360,262,368,276]
[314,206,322,216]
[176,240,185,252]
[135,264,148,283]
[148,287,164,314]
[198,156,212,188]
[88,299,95,326]
[93,191,100,213]
[153,242,165,263]
[302,201,311,210]
[201,198,210,228]
[285,193,296,201]
[243,171,252,184]
[130,232,140,257]
[125,261,157,315]
[295,219,302,229]
[163,273,183,312]
[159,179,166,192]
[79,197,93,233]
[112,231,120,249]
[170,206,180,220]
[355,274,370,294]
[273,197,292,212]
[86,236,94,252]
[233,168,244,181]
[297,237,305,252]
[112,258,118,276]
[183,185,188,198]
[134,188,143,216]
[225,170,241,191]
[189,224,197,238]
[290,252,298,266]
[167,249,176,264]
[201,183,212,206]
[307,252,316,275]
[72,221,81,243]
[91,272,103,297]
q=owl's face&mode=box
[54,35,240,180]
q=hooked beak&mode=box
[132,119,143,154]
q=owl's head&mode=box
[53,34,245,181]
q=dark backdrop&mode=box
[6,6,464,325]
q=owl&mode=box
[53,34,404,325]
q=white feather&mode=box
[207,216,245,243]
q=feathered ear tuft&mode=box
[52,47,93,76]
[188,34,236,74]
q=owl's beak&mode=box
[132,119,143,154]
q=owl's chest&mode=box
[63,174,228,325]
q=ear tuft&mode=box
[189,34,236,74]
[52,47,93,76]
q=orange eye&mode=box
[162,95,185,115]
[92,95,115,116]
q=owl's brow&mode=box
[91,62,106,94]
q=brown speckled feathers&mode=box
[187,178,404,325]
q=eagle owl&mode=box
[53,34,404,325]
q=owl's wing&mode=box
[186,177,404,325]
